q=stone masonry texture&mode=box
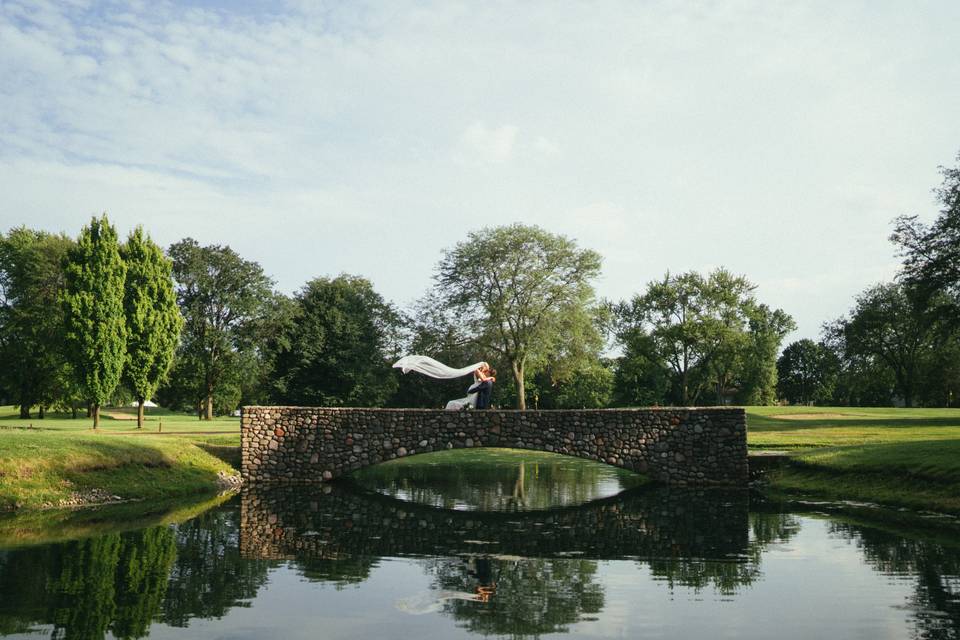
[241,407,748,487]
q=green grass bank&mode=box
[746,406,960,513]
[0,405,241,512]
[3,404,960,515]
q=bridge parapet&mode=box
[242,407,747,486]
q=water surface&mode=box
[1,449,958,639]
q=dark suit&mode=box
[475,380,493,409]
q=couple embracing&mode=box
[391,355,497,410]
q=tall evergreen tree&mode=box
[121,227,183,427]
[62,215,127,428]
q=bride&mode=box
[392,355,492,410]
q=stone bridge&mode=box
[241,407,748,486]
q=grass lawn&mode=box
[0,427,238,511]
[745,406,960,513]
[0,404,240,436]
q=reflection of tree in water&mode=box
[423,555,604,639]
[643,509,801,595]
[160,504,271,627]
[828,520,960,640]
[294,556,379,588]
[0,526,175,640]
[354,450,642,511]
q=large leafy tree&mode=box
[776,338,838,405]
[168,239,274,420]
[268,275,401,406]
[62,215,127,428]
[0,228,74,418]
[838,282,944,408]
[617,269,755,405]
[436,224,602,409]
[892,150,960,301]
[121,227,183,427]
[615,269,792,406]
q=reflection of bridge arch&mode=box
[239,483,750,561]
[241,407,748,486]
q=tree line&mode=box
[1,152,956,418]
[776,151,960,407]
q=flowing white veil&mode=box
[392,355,486,379]
[392,355,486,410]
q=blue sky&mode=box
[2,0,959,341]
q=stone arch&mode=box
[241,407,747,487]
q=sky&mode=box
[1,0,959,342]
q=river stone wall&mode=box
[241,407,748,486]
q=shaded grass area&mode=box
[746,406,960,513]
[0,404,240,435]
[0,429,238,512]
[0,491,234,549]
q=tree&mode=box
[776,339,838,405]
[268,275,401,406]
[168,239,274,420]
[736,303,796,405]
[435,224,602,409]
[0,228,74,418]
[617,269,754,405]
[839,283,943,408]
[62,215,127,428]
[892,150,960,301]
[614,269,793,406]
[611,330,672,406]
[121,227,183,427]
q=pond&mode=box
[1,448,959,639]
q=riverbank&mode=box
[3,404,959,515]
[747,406,960,514]
[0,428,240,511]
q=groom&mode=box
[474,365,496,409]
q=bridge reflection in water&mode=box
[240,482,753,566]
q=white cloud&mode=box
[455,122,518,165]
[0,0,958,344]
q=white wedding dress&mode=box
[392,355,485,410]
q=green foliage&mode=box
[166,238,274,419]
[436,224,603,409]
[892,149,960,301]
[736,303,796,405]
[61,216,127,424]
[776,338,839,405]
[614,268,793,406]
[120,227,183,423]
[268,275,401,406]
[611,330,672,406]
[830,283,945,407]
[530,358,614,409]
[0,228,74,418]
